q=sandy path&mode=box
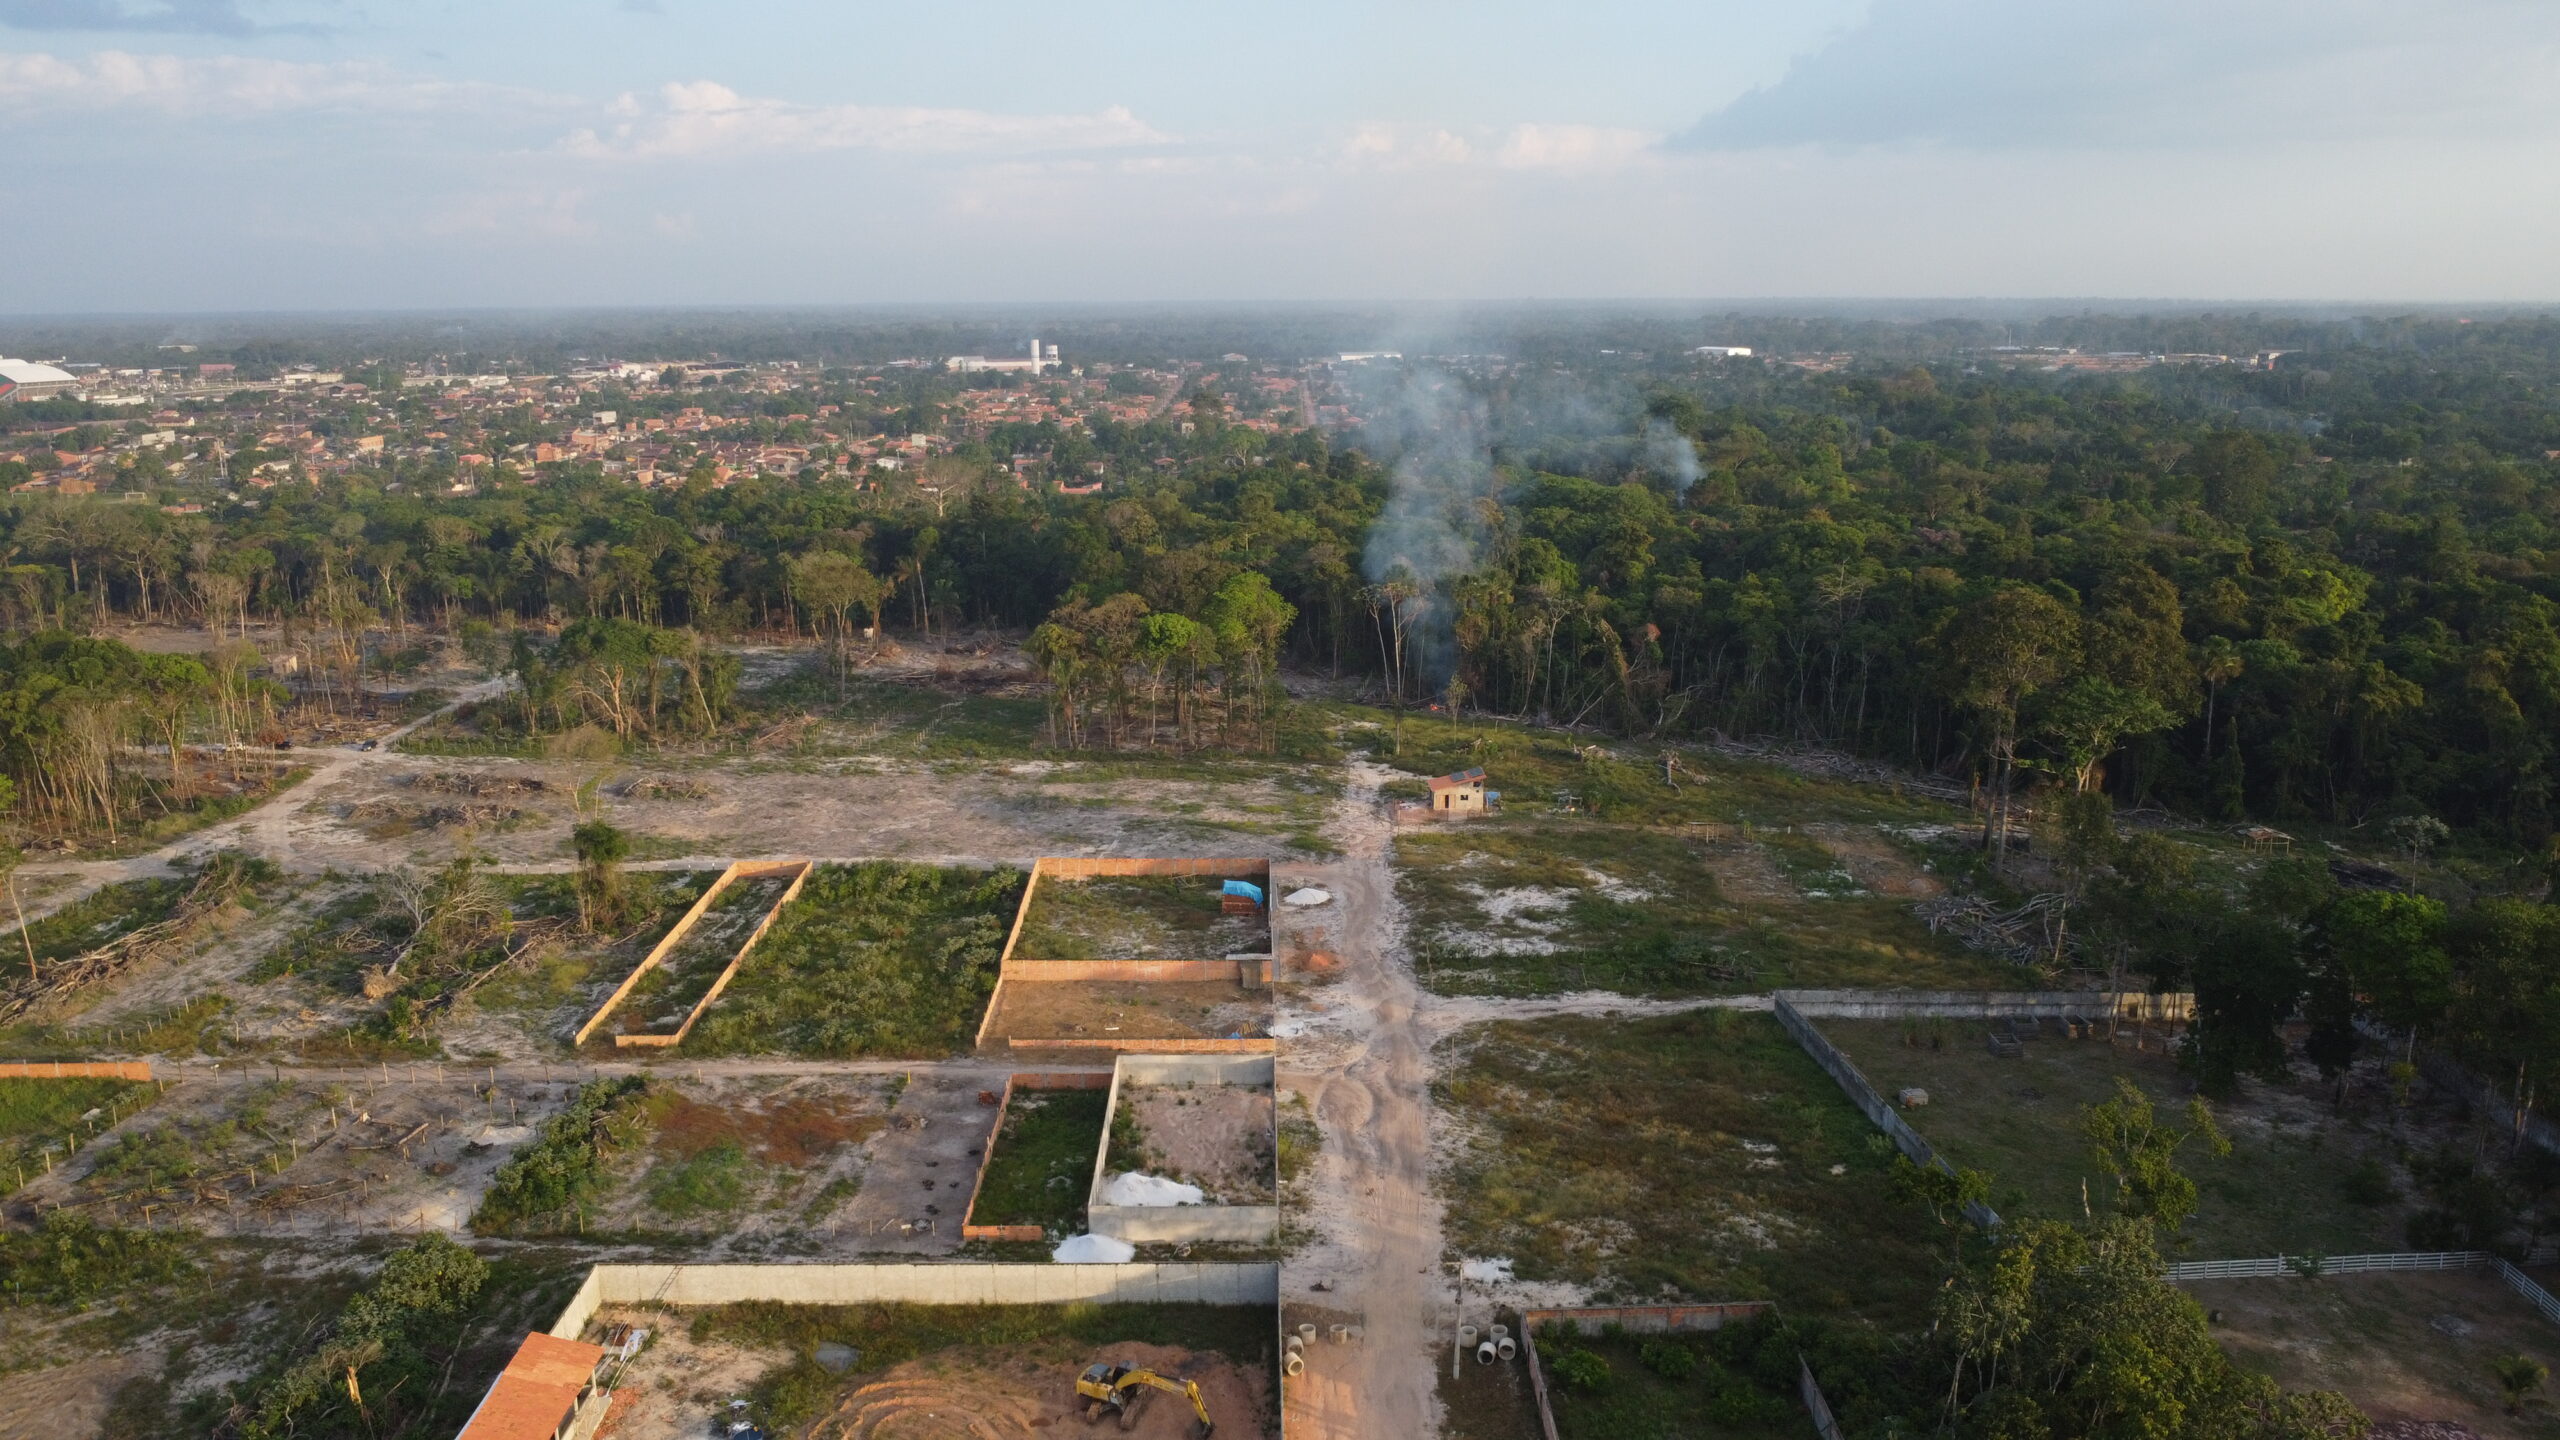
[1280,761,1442,1440]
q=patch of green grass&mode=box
[968,1088,1108,1233]
[749,667,1050,759]
[689,1300,1275,1433]
[1436,1010,1944,1323]
[81,1079,306,1201]
[1015,873,1268,961]
[1397,820,2014,997]
[606,872,792,1038]
[646,1137,751,1218]
[1539,1328,1803,1440]
[1824,1019,2408,1259]
[4,876,193,969]
[0,1076,152,1189]
[686,861,1020,1057]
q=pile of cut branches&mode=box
[1914,890,2074,969]
[0,854,273,1023]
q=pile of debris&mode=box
[0,861,263,1023]
[619,776,713,801]
[346,798,523,830]
[408,771,549,798]
[1914,891,2074,969]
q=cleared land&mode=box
[1110,1083,1276,1205]
[1016,873,1271,960]
[597,1077,892,1241]
[1826,1018,2418,1259]
[1375,712,2017,997]
[1435,1009,1943,1319]
[598,869,794,1042]
[2188,1269,2560,1439]
[639,1299,1278,1439]
[979,977,1271,1047]
[970,1088,1109,1235]
[0,1076,152,1192]
[685,861,1022,1058]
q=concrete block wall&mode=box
[1776,989,2192,1023]
[546,1261,1281,1340]
[1087,1052,1280,1245]
[1772,996,2000,1229]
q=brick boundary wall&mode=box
[1518,1303,1778,1440]
[0,1061,153,1081]
[960,1070,1114,1242]
[975,857,1276,1053]
[573,859,812,1049]
[1775,989,2193,1022]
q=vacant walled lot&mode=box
[1016,873,1271,960]
[684,861,1022,1058]
[969,1087,1109,1235]
[1435,1009,1943,1320]
[2188,1269,2560,1439]
[1111,1083,1276,1204]
[1826,1017,2419,1259]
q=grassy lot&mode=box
[968,1088,1108,1234]
[1014,873,1269,961]
[0,1077,152,1191]
[690,1300,1275,1432]
[3,877,195,969]
[685,861,1022,1057]
[745,667,1050,760]
[625,1085,885,1229]
[1436,1010,1945,1322]
[2188,1269,2560,1438]
[1535,1324,1806,1440]
[1823,1019,2409,1259]
[1397,820,2019,997]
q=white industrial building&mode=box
[0,357,78,401]
[1691,345,1754,358]
[946,339,1058,375]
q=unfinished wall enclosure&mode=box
[960,1069,1115,1242]
[573,858,811,1048]
[977,858,1278,1055]
[1089,1053,1279,1245]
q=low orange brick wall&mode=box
[0,1061,153,1081]
[1008,959,1255,983]
[1007,1036,1276,1055]
[960,1070,1113,1241]
[575,859,812,1049]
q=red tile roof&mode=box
[455,1332,606,1440]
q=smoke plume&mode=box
[1641,418,1702,492]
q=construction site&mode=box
[0,636,2554,1440]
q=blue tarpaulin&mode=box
[1222,880,1266,907]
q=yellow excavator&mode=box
[1074,1361,1215,1435]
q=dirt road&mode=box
[1280,762,1443,1440]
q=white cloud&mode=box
[0,47,539,114]
[1495,124,1657,172]
[561,80,1171,159]
[1682,0,2560,150]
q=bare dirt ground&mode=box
[1807,822,1947,898]
[834,1070,1007,1255]
[0,1351,151,1440]
[1695,836,1798,903]
[1277,761,1443,1440]
[981,979,1271,1047]
[2185,1270,2560,1439]
[797,1340,1271,1440]
[590,1306,791,1440]
[1114,1084,1275,1204]
[587,1075,892,1251]
[13,1065,585,1236]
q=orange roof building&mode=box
[455,1332,608,1440]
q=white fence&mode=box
[2162,1250,2560,1328]
[547,1261,1280,1340]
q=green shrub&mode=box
[470,1076,652,1233]
[2339,1158,2396,1207]
[0,1211,193,1306]
[240,1234,488,1440]
[1637,1336,1696,1380]
[1552,1347,1612,1393]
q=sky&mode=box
[2,0,2557,311]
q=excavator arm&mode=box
[1128,1373,1214,1434]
